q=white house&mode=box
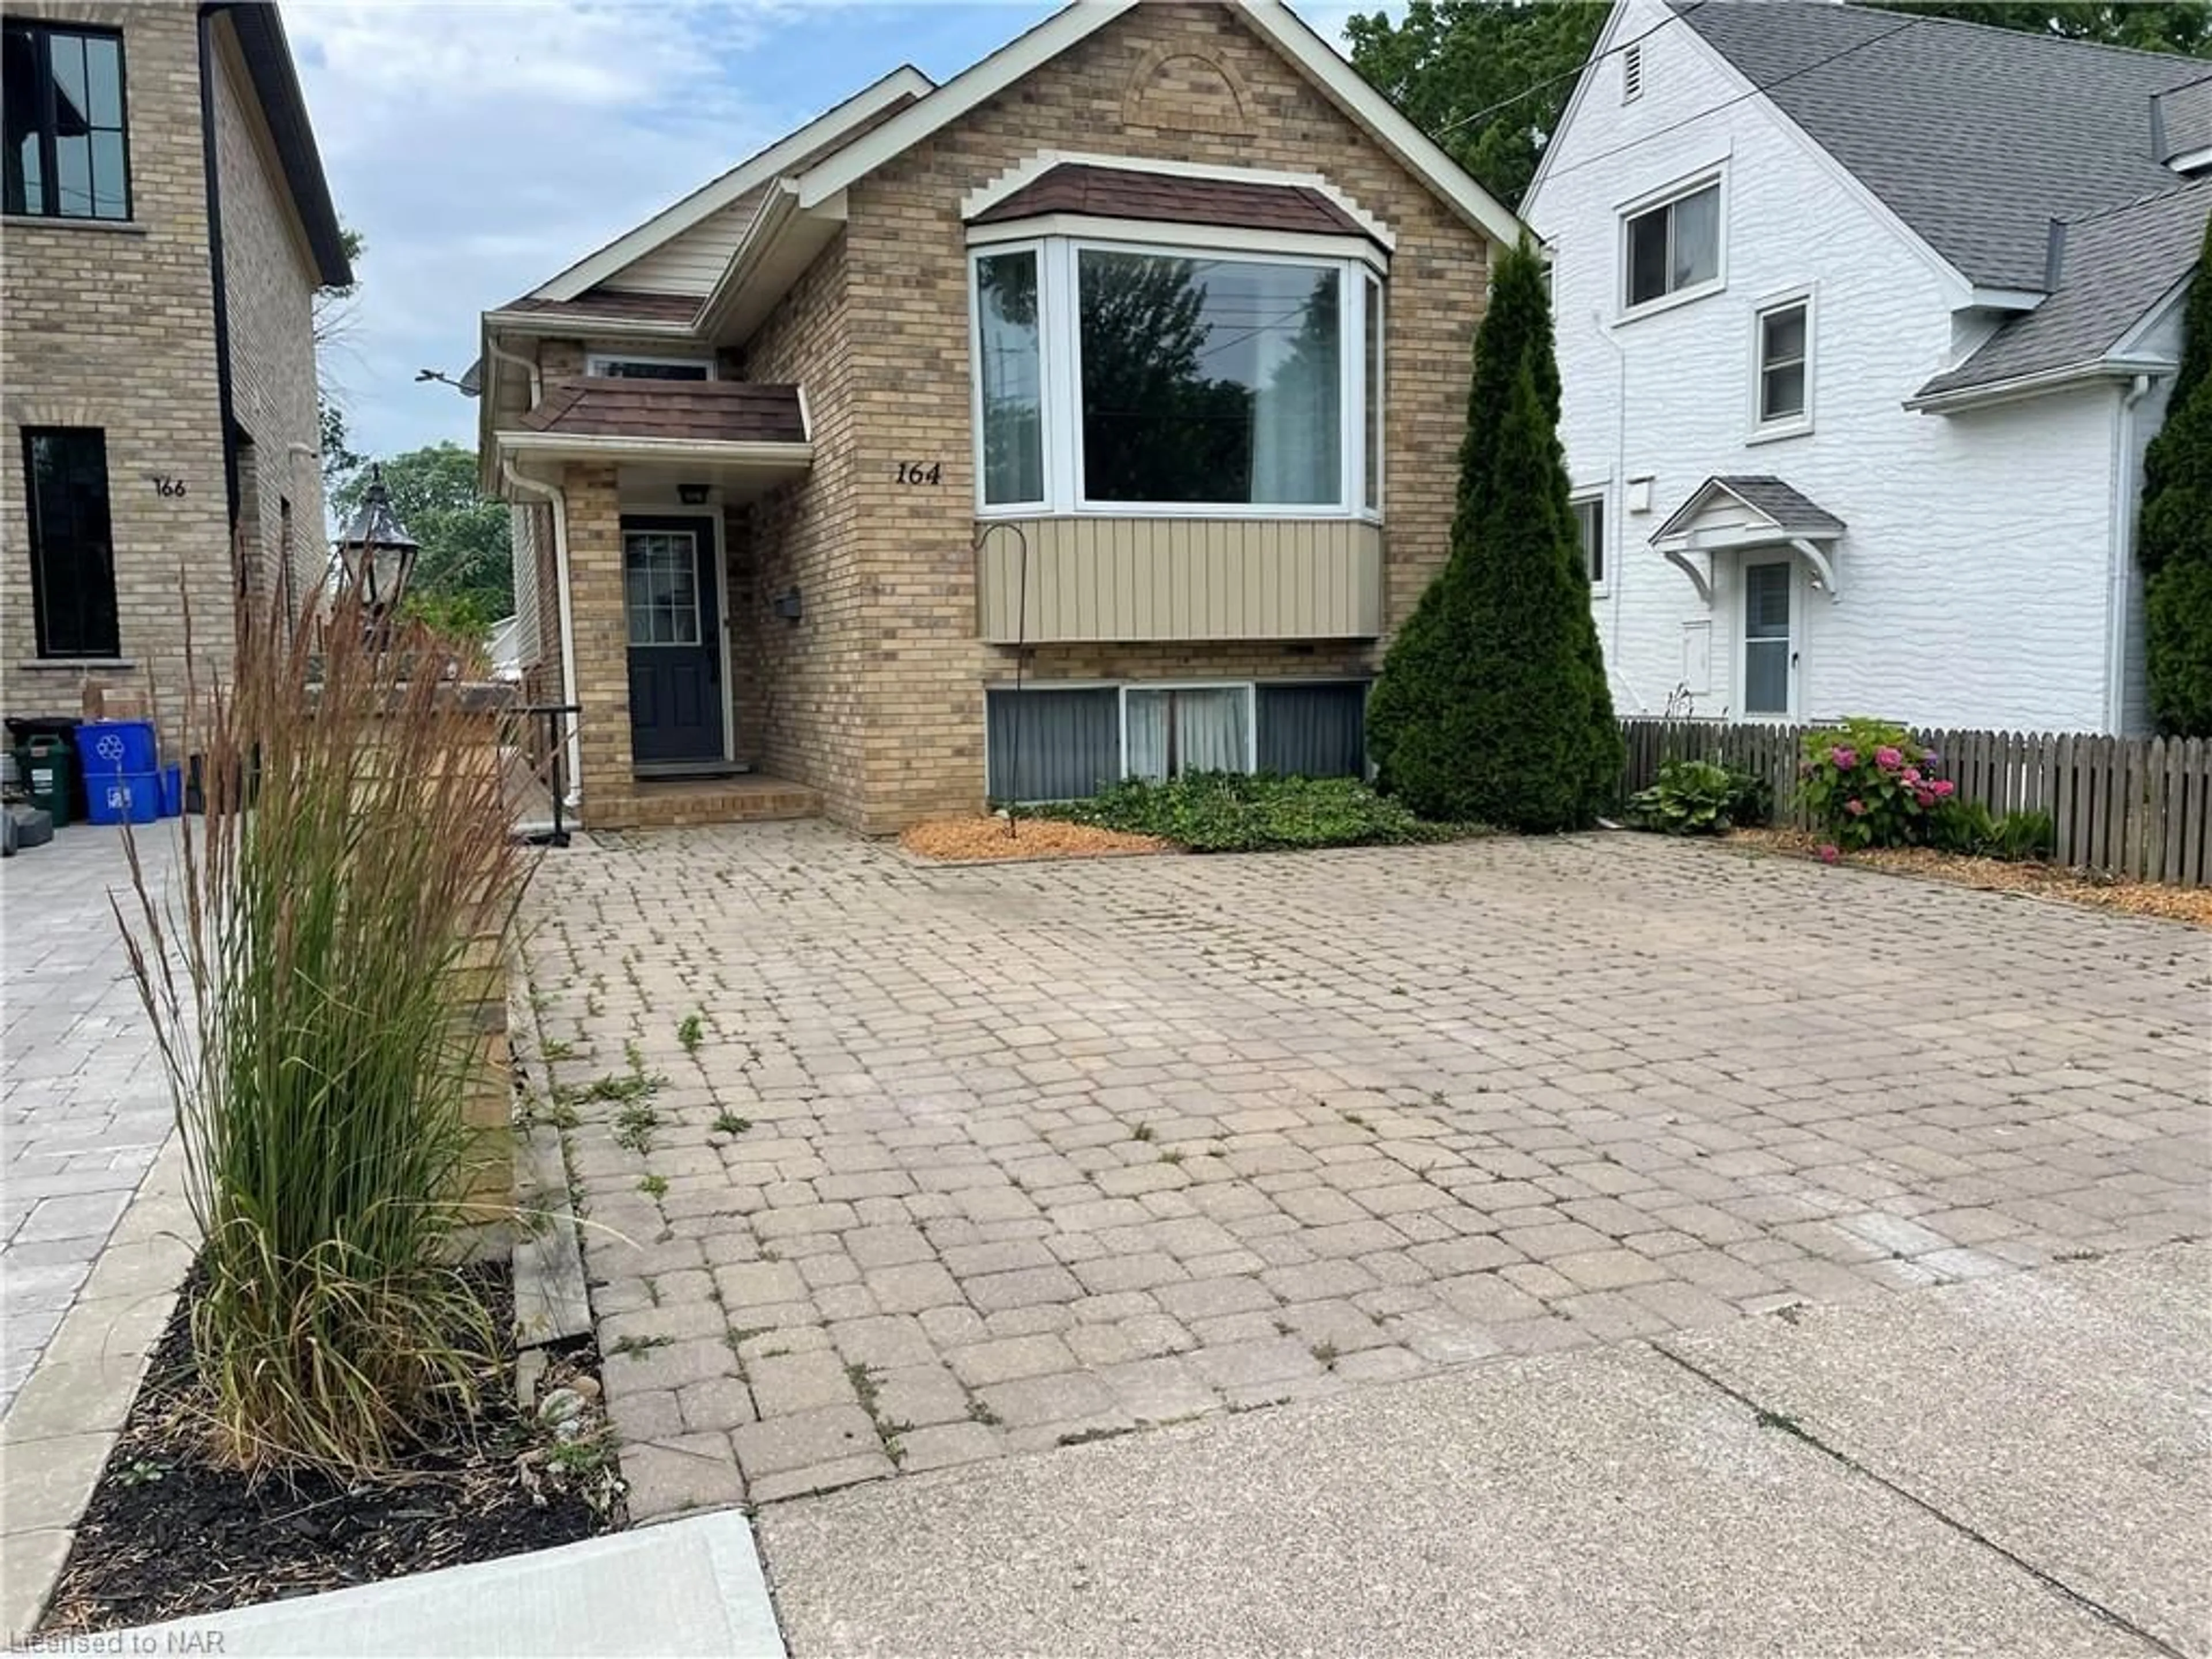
[1525,0,2211,734]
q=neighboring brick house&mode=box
[483,0,1519,833]
[1526,0,2210,734]
[1,1,350,754]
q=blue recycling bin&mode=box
[78,719,157,778]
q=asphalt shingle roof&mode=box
[1651,476,1844,544]
[1671,1,2204,290]
[2157,74,2212,162]
[522,380,808,444]
[972,164,1370,239]
[1916,180,2212,397]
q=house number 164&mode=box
[895,461,943,486]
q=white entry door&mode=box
[1741,560,1794,719]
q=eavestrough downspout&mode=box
[2107,372,2156,733]
[490,336,582,806]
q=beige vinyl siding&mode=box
[609,191,767,296]
[976,517,1383,643]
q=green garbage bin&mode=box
[18,734,73,828]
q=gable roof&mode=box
[1652,476,1844,544]
[1912,181,2211,403]
[1671,1,2205,291]
[531,66,933,302]
[790,0,1521,247]
[2158,74,2212,165]
[972,162,1372,240]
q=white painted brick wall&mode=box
[1528,0,2127,733]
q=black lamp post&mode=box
[334,465,420,625]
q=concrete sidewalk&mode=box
[757,1243,2209,1658]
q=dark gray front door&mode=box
[623,516,724,767]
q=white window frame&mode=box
[1570,486,1609,594]
[969,235,1381,522]
[1617,170,1725,320]
[1118,681,1259,781]
[1737,556,1798,722]
[1748,289,1815,442]
[585,352,715,380]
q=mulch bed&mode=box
[40,1264,620,1636]
[1727,827,2212,928]
[900,815,1176,862]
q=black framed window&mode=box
[3,23,130,221]
[22,427,120,658]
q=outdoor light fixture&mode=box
[774,587,803,622]
[334,465,421,618]
[677,482,711,506]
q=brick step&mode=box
[625,775,821,828]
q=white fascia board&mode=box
[494,431,816,466]
[482,310,703,341]
[963,149,1397,249]
[966,214,1389,268]
[793,0,1522,249]
[1903,355,2175,414]
[695,185,847,347]
[532,65,933,302]
[2168,146,2212,176]
[1964,287,2048,312]
[2109,273,2195,361]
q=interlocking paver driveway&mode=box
[520,824,2208,1517]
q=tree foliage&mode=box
[315,226,367,496]
[1366,240,1620,830]
[2141,216,2212,735]
[330,442,512,636]
[1343,1,2211,207]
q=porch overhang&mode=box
[1650,476,1846,602]
[492,430,814,496]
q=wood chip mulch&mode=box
[39,1265,620,1637]
[1726,828,2212,927]
[900,815,1176,862]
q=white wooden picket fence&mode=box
[1620,719,2212,888]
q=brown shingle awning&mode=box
[522,379,808,444]
[971,164,1374,241]
[499,289,703,325]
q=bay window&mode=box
[971,236,1382,517]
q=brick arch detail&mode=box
[1120,40,1255,137]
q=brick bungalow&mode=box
[482,0,1520,833]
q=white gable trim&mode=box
[533,66,933,303]
[793,0,1520,247]
[962,149,1397,249]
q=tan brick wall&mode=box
[209,15,324,619]
[562,461,632,812]
[1,2,236,755]
[831,0,1488,831]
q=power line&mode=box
[1435,3,1705,140]
[1540,14,1925,185]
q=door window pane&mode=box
[1079,251,1340,506]
[1125,686,1252,780]
[1743,562,1791,716]
[623,531,701,646]
[22,426,119,658]
[976,249,1043,505]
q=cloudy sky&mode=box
[287,1,1375,468]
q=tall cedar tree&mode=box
[2141,214,2212,735]
[1367,241,1620,828]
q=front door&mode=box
[1741,559,1794,719]
[623,517,724,768]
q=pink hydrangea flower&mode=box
[1901,766,1922,786]
[1915,789,1936,808]
[1933,779,1956,798]
[1818,843,1840,864]
[1874,746,1903,771]
[1845,798,1867,817]
[1830,746,1857,770]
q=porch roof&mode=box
[1650,476,1846,548]
[521,378,806,444]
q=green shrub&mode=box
[1628,757,1771,835]
[2139,215,2212,736]
[1796,717,1953,850]
[1929,800,2055,862]
[1366,238,1620,831]
[1036,772,1475,853]
[119,589,524,1475]
[2146,559,2212,737]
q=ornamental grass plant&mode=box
[116,589,527,1475]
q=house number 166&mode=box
[894,461,943,486]
[151,475,189,498]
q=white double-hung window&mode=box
[971,236,1383,517]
